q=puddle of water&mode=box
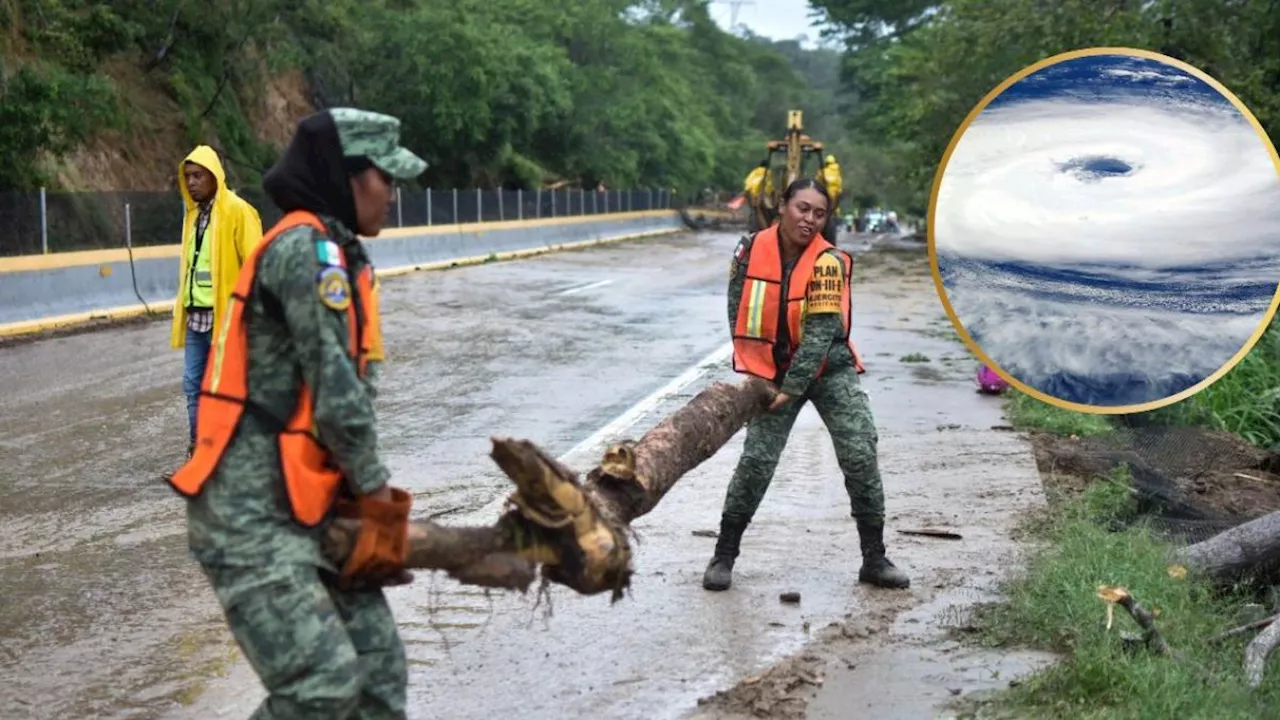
[805,540,1057,720]
[806,645,1056,720]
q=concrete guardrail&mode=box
[0,209,685,339]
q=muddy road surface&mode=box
[0,230,1046,719]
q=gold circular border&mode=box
[927,46,1280,415]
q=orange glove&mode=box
[337,486,412,588]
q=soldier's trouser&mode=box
[720,365,884,532]
[201,562,408,720]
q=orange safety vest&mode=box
[731,224,866,382]
[167,210,386,527]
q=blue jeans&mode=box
[183,325,213,442]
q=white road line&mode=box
[557,341,734,463]
[557,279,615,296]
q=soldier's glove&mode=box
[336,487,412,588]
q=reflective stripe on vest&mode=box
[731,225,865,380]
[168,210,384,527]
[188,217,216,308]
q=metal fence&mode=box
[0,187,676,257]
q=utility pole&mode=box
[713,0,755,35]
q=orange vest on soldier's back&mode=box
[167,210,385,527]
[731,224,865,381]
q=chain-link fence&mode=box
[0,187,677,257]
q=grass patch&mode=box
[900,352,931,363]
[1145,330,1280,450]
[1004,390,1113,438]
[963,478,1280,719]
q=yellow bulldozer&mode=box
[744,110,840,243]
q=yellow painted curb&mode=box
[0,224,683,340]
[0,301,178,339]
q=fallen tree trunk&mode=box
[1170,510,1280,583]
[324,377,777,599]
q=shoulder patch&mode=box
[317,266,352,311]
[315,239,344,267]
[814,251,843,273]
[731,236,751,279]
[807,253,845,314]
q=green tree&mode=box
[0,0,874,194]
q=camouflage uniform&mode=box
[703,232,909,591]
[186,109,427,719]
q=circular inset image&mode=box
[929,47,1280,414]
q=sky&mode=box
[706,0,825,48]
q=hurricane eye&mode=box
[1057,155,1136,182]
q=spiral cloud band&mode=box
[935,53,1280,408]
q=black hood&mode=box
[262,110,359,232]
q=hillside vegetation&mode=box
[0,0,865,195]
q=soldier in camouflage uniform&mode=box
[703,178,910,593]
[171,109,428,719]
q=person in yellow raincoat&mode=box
[821,154,843,214]
[171,145,264,456]
[743,159,773,201]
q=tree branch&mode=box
[143,2,184,73]
[1099,586,1175,657]
[199,70,231,118]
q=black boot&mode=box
[702,515,747,591]
[856,518,910,589]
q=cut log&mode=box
[1170,510,1280,583]
[323,377,777,599]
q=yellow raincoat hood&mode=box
[170,145,264,349]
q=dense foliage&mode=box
[0,0,858,193]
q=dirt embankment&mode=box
[49,62,313,192]
[1030,427,1280,525]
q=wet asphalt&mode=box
[0,229,1028,720]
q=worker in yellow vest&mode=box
[172,146,263,457]
[820,154,844,214]
[743,159,772,201]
